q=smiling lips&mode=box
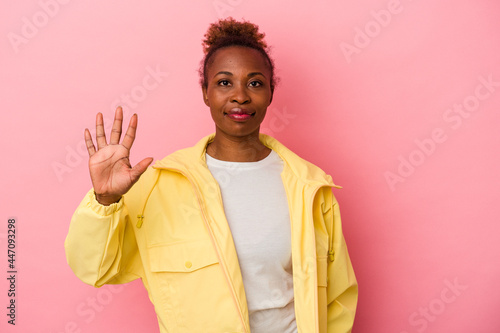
[225,108,255,121]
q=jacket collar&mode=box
[153,133,340,188]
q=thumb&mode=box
[130,157,154,183]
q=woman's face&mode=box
[202,46,273,139]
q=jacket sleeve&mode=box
[64,189,143,287]
[325,191,358,332]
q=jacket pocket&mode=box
[147,239,244,332]
[148,239,219,273]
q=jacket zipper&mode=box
[310,185,324,333]
[308,184,334,332]
[327,189,335,263]
[281,167,330,333]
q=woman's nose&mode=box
[231,84,250,104]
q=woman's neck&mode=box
[206,131,271,162]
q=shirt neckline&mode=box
[206,149,279,169]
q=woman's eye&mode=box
[249,81,262,87]
[218,80,230,86]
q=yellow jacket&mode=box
[65,133,358,333]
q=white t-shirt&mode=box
[206,149,297,333]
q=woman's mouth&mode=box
[224,108,255,121]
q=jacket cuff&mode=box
[88,189,123,216]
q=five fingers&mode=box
[85,107,139,156]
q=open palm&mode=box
[85,107,153,205]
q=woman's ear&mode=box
[202,86,209,106]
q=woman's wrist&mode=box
[94,192,121,206]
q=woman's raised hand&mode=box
[85,107,153,205]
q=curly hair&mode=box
[199,17,277,93]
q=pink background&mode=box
[1,0,499,332]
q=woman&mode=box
[65,17,357,333]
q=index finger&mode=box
[121,113,138,150]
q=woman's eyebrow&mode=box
[214,71,233,77]
[247,72,265,77]
[213,71,266,78]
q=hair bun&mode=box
[202,17,267,54]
